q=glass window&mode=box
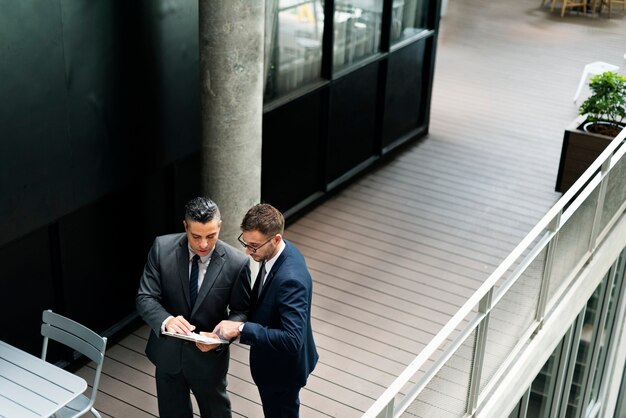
[264,0,324,101]
[617,363,626,418]
[528,342,563,418]
[333,0,384,72]
[589,251,626,409]
[390,0,429,45]
[565,283,604,418]
[507,397,523,418]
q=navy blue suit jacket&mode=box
[239,239,319,389]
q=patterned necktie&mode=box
[256,261,267,299]
[189,254,200,307]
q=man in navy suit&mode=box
[207,203,319,418]
[136,197,251,418]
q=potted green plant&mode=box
[578,71,626,137]
[555,71,626,193]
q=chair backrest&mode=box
[41,309,107,416]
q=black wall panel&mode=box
[326,63,379,184]
[170,153,203,228]
[0,2,73,247]
[382,40,427,149]
[143,1,201,166]
[57,172,173,334]
[0,228,56,356]
[62,2,125,207]
[0,1,205,352]
[262,90,325,213]
[0,2,139,247]
[58,199,134,335]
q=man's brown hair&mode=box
[240,203,284,236]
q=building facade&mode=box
[0,0,440,358]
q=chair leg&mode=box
[551,0,559,11]
[574,71,589,102]
[591,0,600,14]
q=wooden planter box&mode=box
[555,115,615,193]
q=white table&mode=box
[0,340,87,417]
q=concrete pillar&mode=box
[198,1,264,246]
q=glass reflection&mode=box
[264,0,324,101]
[507,396,523,418]
[528,344,561,418]
[390,0,429,45]
[333,0,383,71]
[565,283,603,418]
[589,252,625,409]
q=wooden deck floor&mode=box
[79,0,626,416]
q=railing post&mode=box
[376,400,394,418]
[535,212,561,325]
[466,289,492,414]
[588,159,611,253]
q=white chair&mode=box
[41,310,108,418]
[573,61,619,102]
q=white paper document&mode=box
[163,331,229,344]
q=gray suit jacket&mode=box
[136,233,251,377]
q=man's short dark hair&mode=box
[240,203,284,236]
[185,197,220,223]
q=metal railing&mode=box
[363,127,626,418]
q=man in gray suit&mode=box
[136,196,251,418]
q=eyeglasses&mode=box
[237,233,274,254]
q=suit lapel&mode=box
[193,242,225,312]
[257,242,289,301]
[177,237,192,307]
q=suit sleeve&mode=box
[136,238,172,335]
[240,275,309,354]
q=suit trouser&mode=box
[258,385,301,418]
[155,345,231,418]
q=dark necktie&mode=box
[189,254,200,307]
[256,261,266,299]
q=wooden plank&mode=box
[291,217,495,274]
[323,193,522,248]
[309,261,467,322]
[305,205,509,264]
[91,390,156,418]
[312,291,434,344]
[287,233,482,296]
[77,366,159,417]
[305,248,475,308]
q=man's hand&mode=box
[213,320,243,340]
[165,315,195,335]
[195,332,221,352]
